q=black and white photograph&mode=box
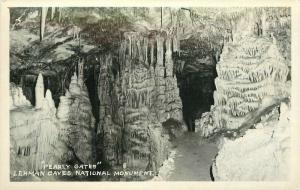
[0,1,299,189]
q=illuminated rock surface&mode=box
[212,101,291,180]
[97,32,184,179]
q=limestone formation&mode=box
[35,73,45,108]
[97,32,184,178]
[212,101,291,180]
[195,109,215,137]
[57,71,95,164]
[10,75,63,175]
[68,72,81,95]
[212,35,289,131]
[10,83,31,109]
[10,71,95,180]
[45,89,56,115]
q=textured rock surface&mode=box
[97,32,183,179]
[10,76,63,176]
[56,69,95,163]
[195,109,215,137]
[10,71,96,180]
[212,35,289,132]
[212,101,291,181]
[10,83,31,109]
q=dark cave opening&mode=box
[84,63,100,124]
[82,59,110,173]
[178,73,216,132]
[173,38,219,132]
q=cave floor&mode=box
[167,132,218,181]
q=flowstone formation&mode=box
[56,61,95,164]
[204,35,289,135]
[212,101,291,180]
[97,32,183,179]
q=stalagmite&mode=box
[35,73,45,108]
[45,89,56,114]
[56,69,95,163]
[56,90,71,121]
[73,26,80,40]
[10,83,31,108]
[69,72,81,95]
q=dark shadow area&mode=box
[84,63,100,124]
[210,165,215,181]
[173,38,218,132]
[178,73,216,132]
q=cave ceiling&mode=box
[10,7,290,79]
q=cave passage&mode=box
[174,38,218,132]
[179,73,216,132]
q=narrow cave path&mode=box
[167,132,218,181]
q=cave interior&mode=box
[9,7,291,181]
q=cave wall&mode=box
[97,32,184,179]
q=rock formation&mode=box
[10,83,31,109]
[195,109,215,137]
[35,73,45,108]
[56,64,95,164]
[97,32,184,179]
[10,74,63,176]
[212,101,291,180]
[10,71,96,180]
[211,34,289,133]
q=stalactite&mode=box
[58,7,63,23]
[156,35,164,69]
[150,40,154,67]
[51,7,55,20]
[40,7,48,41]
